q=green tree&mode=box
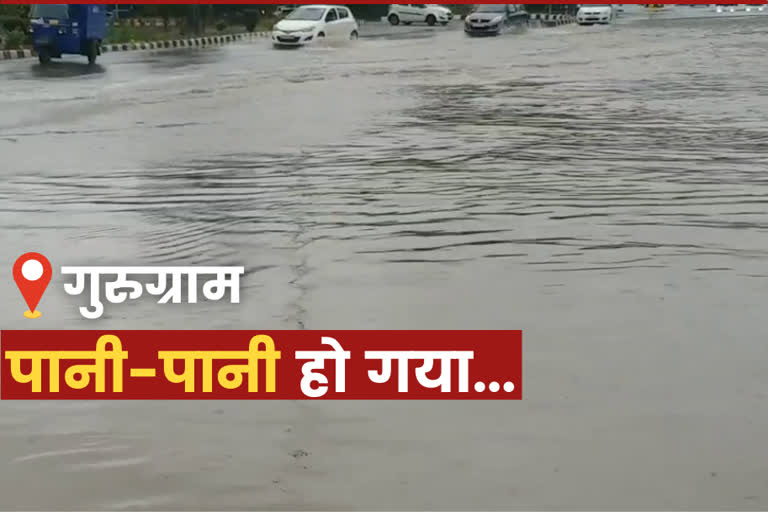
[0,4,29,17]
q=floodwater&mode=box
[1,17,768,510]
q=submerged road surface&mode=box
[1,17,768,510]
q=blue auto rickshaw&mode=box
[29,4,107,65]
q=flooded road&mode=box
[1,17,768,510]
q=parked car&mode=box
[272,5,358,47]
[464,4,529,36]
[387,4,454,26]
[576,4,616,24]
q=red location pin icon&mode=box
[13,252,52,319]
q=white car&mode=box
[576,4,616,24]
[272,5,359,47]
[387,4,454,26]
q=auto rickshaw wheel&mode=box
[38,48,51,65]
[87,40,98,65]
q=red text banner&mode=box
[1,330,522,400]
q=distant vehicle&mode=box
[29,4,107,65]
[464,4,529,36]
[387,4,454,26]
[576,4,616,24]
[271,5,358,47]
[714,3,766,12]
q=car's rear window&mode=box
[285,6,326,21]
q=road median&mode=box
[0,30,271,61]
[529,14,577,27]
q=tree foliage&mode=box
[0,4,30,18]
[124,4,263,34]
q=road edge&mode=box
[1,31,271,61]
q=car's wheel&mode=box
[317,32,325,38]
[350,30,358,40]
[388,13,400,25]
[426,14,437,26]
[87,40,98,65]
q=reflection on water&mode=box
[29,61,107,78]
[1,18,768,510]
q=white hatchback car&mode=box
[387,4,454,26]
[272,5,359,47]
[576,4,616,24]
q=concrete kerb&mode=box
[530,13,576,27]
[387,14,576,27]
[1,31,271,61]
[1,49,35,60]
